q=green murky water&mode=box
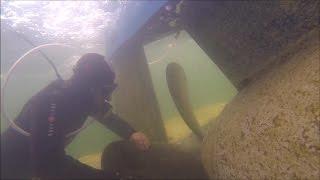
[144,31,237,142]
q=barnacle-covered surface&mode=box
[202,30,319,179]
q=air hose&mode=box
[1,38,93,137]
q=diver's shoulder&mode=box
[29,80,66,103]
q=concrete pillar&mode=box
[181,1,319,89]
[110,36,168,143]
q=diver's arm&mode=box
[97,112,136,139]
[94,103,150,150]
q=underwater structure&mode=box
[166,62,204,140]
[1,1,318,179]
[107,0,319,179]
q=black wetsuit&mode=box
[1,80,136,179]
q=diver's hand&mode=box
[130,132,150,151]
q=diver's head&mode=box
[73,53,115,86]
[72,53,117,111]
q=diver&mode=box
[1,53,150,179]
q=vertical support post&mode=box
[111,36,168,143]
